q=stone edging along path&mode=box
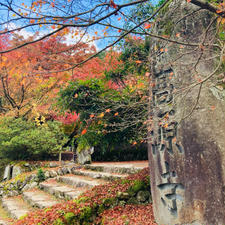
[0,161,148,224]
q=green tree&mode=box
[0,117,67,160]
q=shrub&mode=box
[58,78,148,158]
[64,212,76,224]
[0,117,67,160]
[37,169,45,182]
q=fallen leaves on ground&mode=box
[96,204,157,225]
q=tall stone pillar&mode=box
[148,1,225,224]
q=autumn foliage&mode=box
[13,168,154,225]
[96,204,157,225]
[0,32,121,120]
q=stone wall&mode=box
[0,165,78,198]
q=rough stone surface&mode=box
[84,164,142,174]
[49,162,58,168]
[40,181,84,200]
[58,175,104,188]
[2,197,30,219]
[22,182,38,191]
[23,190,59,209]
[44,171,50,179]
[0,219,8,225]
[49,170,58,178]
[148,1,225,224]
[117,192,130,200]
[62,167,69,175]
[3,166,11,181]
[11,165,23,179]
[77,147,94,165]
[136,191,149,203]
[72,169,127,180]
[57,168,63,176]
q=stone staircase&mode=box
[0,161,147,225]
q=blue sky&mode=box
[0,0,157,50]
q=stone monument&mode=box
[148,1,225,224]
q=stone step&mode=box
[72,168,128,181]
[0,204,12,225]
[57,174,106,188]
[39,179,86,200]
[22,189,60,209]
[0,219,9,225]
[1,196,31,219]
[84,163,144,174]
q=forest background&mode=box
[0,0,158,167]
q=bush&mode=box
[37,168,45,182]
[0,117,67,160]
[58,78,148,158]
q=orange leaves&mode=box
[90,114,95,118]
[160,48,168,53]
[163,123,168,128]
[105,109,111,113]
[99,112,105,118]
[117,17,121,21]
[81,128,87,135]
[109,0,117,9]
[135,60,142,64]
[216,2,225,14]
[218,17,225,25]
[114,112,118,116]
[221,18,225,25]
[145,72,150,77]
[144,23,151,29]
[169,71,174,80]
[30,19,35,24]
[62,27,70,35]
[217,9,223,14]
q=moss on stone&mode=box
[127,180,147,196]
[79,206,93,222]
[53,218,65,225]
[64,212,76,224]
